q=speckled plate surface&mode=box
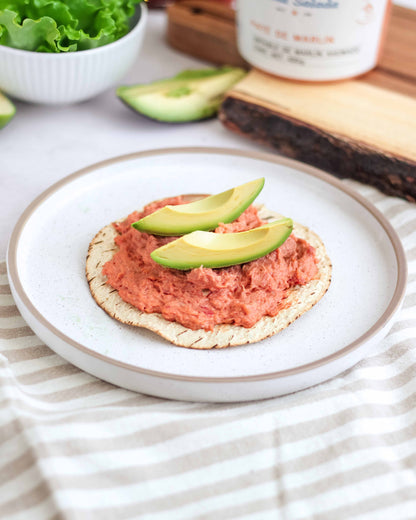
[7,148,407,402]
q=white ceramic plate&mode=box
[7,148,407,402]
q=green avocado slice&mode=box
[0,91,15,129]
[151,218,293,270]
[116,67,246,122]
[132,178,265,236]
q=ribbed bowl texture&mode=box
[0,4,147,105]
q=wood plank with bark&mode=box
[167,2,416,200]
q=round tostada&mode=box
[86,190,331,349]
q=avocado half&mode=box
[151,218,293,270]
[117,67,246,122]
[0,92,15,129]
[132,178,265,236]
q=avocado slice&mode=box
[0,92,15,129]
[132,178,265,236]
[117,67,246,122]
[151,218,293,270]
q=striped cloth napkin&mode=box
[1,180,416,520]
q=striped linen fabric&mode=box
[1,180,416,520]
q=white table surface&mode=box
[0,10,263,259]
[1,1,414,258]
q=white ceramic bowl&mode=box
[0,3,147,105]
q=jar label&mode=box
[237,0,390,80]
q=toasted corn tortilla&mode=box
[86,204,332,349]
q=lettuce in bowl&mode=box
[0,0,144,52]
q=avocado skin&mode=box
[132,178,265,236]
[0,92,16,129]
[117,67,246,123]
[118,96,216,125]
[151,218,294,270]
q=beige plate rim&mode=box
[7,147,408,383]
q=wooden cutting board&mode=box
[167,2,416,201]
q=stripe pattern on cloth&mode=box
[1,181,416,520]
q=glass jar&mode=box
[236,0,391,81]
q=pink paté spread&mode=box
[102,197,318,331]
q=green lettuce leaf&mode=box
[0,0,143,52]
[0,9,59,51]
